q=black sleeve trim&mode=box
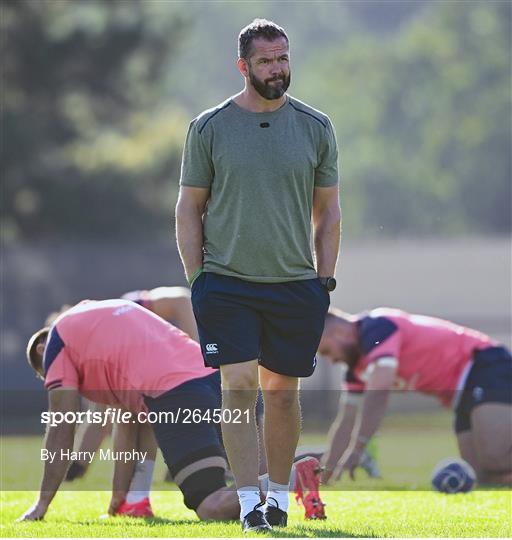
[198,102,232,134]
[43,327,65,375]
[289,102,327,128]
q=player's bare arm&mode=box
[332,360,396,482]
[19,387,80,521]
[320,393,360,484]
[108,418,139,515]
[175,186,210,282]
[312,185,341,277]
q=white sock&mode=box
[238,486,261,520]
[260,465,297,495]
[126,459,155,504]
[265,480,289,512]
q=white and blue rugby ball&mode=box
[431,458,476,494]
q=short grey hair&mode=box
[238,19,288,60]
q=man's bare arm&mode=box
[332,361,396,481]
[175,186,210,282]
[312,185,341,277]
[320,393,360,483]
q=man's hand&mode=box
[331,447,364,482]
[17,501,48,522]
[108,492,126,516]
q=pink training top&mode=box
[43,299,216,412]
[351,308,495,407]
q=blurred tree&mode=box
[1,0,189,240]
[2,0,509,239]
[297,0,510,236]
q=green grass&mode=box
[2,489,511,537]
[1,411,511,537]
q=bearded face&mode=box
[243,37,291,101]
[248,62,291,100]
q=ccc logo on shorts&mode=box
[205,343,219,354]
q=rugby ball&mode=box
[431,458,476,493]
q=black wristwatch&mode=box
[319,277,337,292]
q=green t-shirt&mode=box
[179,95,339,283]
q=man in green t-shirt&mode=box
[176,18,341,532]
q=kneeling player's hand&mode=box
[332,448,363,482]
[17,502,47,522]
[320,467,335,485]
[108,492,126,515]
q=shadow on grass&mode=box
[265,527,380,538]
[74,517,201,527]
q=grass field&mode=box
[1,411,511,537]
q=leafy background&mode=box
[3,0,510,241]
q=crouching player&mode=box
[318,307,512,485]
[64,286,199,484]
[19,299,322,525]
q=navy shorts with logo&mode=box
[454,346,512,433]
[144,371,226,510]
[191,272,330,377]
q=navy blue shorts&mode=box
[454,346,512,433]
[191,272,330,377]
[144,372,226,510]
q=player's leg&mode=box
[454,368,482,477]
[135,420,158,461]
[116,423,157,516]
[454,345,512,484]
[471,403,512,484]
[144,372,235,519]
[196,485,240,520]
[109,422,158,517]
[456,431,481,475]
